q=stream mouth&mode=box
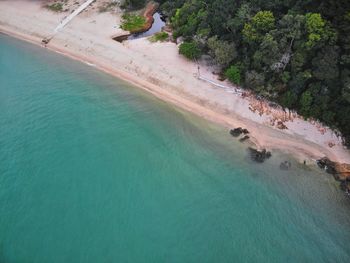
[113,12,166,42]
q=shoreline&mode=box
[0,28,337,162]
[0,1,349,167]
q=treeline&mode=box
[122,0,146,9]
[156,0,350,146]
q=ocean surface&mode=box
[1,34,350,263]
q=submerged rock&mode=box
[248,147,272,163]
[340,181,350,198]
[230,127,249,137]
[317,157,350,195]
[239,135,250,142]
[280,161,292,170]
[340,181,350,197]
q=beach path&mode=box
[54,0,95,34]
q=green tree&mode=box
[305,13,335,48]
[243,11,275,43]
[341,69,350,103]
[281,91,297,109]
[207,36,237,67]
[160,0,350,146]
[290,51,306,74]
[259,33,280,71]
[281,71,291,84]
[225,65,241,85]
[226,3,252,35]
[252,11,275,32]
[278,14,305,41]
[122,0,145,9]
[312,46,340,80]
[245,70,265,91]
[300,90,313,117]
[171,1,207,38]
[179,42,201,60]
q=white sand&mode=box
[1,0,349,164]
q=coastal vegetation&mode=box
[120,1,160,34]
[225,65,241,85]
[179,41,201,60]
[121,0,146,9]
[45,2,64,12]
[149,31,169,42]
[157,0,350,146]
[120,14,146,32]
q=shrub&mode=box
[149,32,169,42]
[299,90,313,117]
[179,42,201,60]
[46,3,64,12]
[121,0,146,9]
[280,91,297,109]
[225,65,241,85]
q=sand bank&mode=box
[0,0,349,165]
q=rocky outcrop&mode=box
[317,157,350,196]
[317,157,350,181]
[248,148,272,163]
[334,163,350,181]
[340,181,350,196]
[276,121,288,130]
[317,157,336,174]
[280,161,292,170]
[230,127,249,137]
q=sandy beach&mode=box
[0,0,349,165]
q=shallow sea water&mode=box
[1,34,350,262]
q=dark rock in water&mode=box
[230,128,242,137]
[280,161,292,170]
[248,147,271,163]
[317,157,350,194]
[340,181,349,191]
[340,181,350,196]
[317,157,350,181]
[230,127,249,137]
[239,135,250,142]
[317,157,337,174]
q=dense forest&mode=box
[151,0,350,146]
[122,0,147,9]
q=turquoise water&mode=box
[1,34,350,262]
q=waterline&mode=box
[0,34,349,263]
